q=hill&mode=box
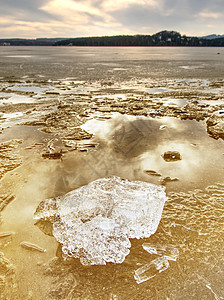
[1,31,224,47]
[200,34,224,40]
[54,31,224,47]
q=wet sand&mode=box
[0,47,224,299]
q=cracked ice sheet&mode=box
[34,176,167,265]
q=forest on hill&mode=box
[54,31,224,47]
[1,31,224,46]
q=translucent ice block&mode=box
[34,176,167,265]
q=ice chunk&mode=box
[134,257,169,284]
[54,216,131,265]
[142,243,179,261]
[134,243,179,284]
[20,241,46,253]
[34,176,167,265]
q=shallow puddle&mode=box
[163,98,188,107]
[10,85,47,93]
[0,94,35,105]
[82,113,224,192]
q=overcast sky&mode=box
[0,0,223,38]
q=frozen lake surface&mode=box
[0,47,224,300]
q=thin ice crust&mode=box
[34,176,167,265]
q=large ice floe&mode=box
[34,176,167,265]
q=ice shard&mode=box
[34,176,167,265]
[134,243,179,284]
[142,243,179,261]
[134,257,170,284]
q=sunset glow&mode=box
[0,0,223,38]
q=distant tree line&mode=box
[0,31,224,46]
[0,38,66,46]
[55,31,224,47]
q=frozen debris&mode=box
[45,91,60,95]
[0,232,15,238]
[134,257,169,284]
[134,243,179,284]
[76,141,98,152]
[0,140,23,179]
[162,151,182,162]
[35,198,59,222]
[63,139,77,149]
[144,170,162,177]
[142,243,179,261]
[206,110,224,140]
[42,151,63,159]
[20,241,46,253]
[0,251,17,298]
[160,176,179,185]
[34,176,167,265]
[159,125,167,130]
[42,139,63,159]
[0,194,15,212]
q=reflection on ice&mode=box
[0,112,24,128]
[10,85,46,93]
[34,176,167,265]
[0,94,34,105]
[1,112,23,119]
[4,55,33,58]
[81,113,224,191]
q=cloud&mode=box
[41,0,105,24]
[107,0,224,35]
[198,11,223,19]
[108,3,191,33]
[0,0,223,38]
[0,0,56,22]
[101,0,160,11]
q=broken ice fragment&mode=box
[20,241,46,253]
[159,125,167,130]
[159,176,179,185]
[134,243,179,284]
[34,176,167,265]
[55,215,131,265]
[142,243,179,261]
[162,151,181,162]
[134,257,169,284]
[0,232,15,238]
[144,170,162,177]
